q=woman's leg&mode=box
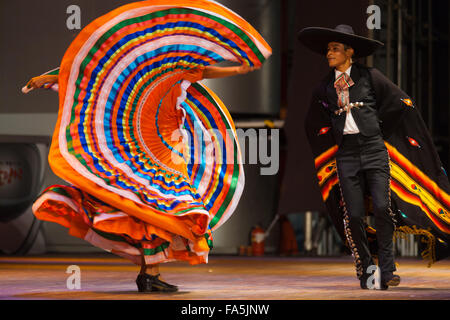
[136,248,177,292]
[139,248,147,275]
[147,264,160,276]
[139,248,160,275]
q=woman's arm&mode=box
[203,64,260,79]
[25,74,59,90]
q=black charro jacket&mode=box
[320,63,381,145]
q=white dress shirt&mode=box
[335,66,360,135]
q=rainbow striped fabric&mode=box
[32,0,271,265]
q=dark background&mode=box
[0,0,137,114]
[1,0,448,218]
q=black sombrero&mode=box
[298,24,384,58]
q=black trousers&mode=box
[336,133,396,278]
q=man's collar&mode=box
[335,65,352,78]
[331,63,361,84]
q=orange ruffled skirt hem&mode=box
[33,185,212,266]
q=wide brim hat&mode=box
[298,24,384,58]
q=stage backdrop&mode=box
[0,0,280,116]
[277,0,370,215]
[0,0,282,254]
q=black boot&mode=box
[136,273,179,293]
[380,273,401,290]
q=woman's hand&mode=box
[203,64,261,79]
[25,74,58,90]
[235,64,260,75]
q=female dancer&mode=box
[24,0,271,293]
[25,64,258,292]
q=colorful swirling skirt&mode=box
[32,0,271,265]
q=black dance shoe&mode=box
[360,274,370,289]
[380,274,401,290]
[136,273,179,293]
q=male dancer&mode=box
[298,25,400,289]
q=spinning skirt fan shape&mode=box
[32,0,272,265]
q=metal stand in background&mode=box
[377,0,440,138]
[264,214,280,241]
[304,211,312,252]
[264,211,341,256]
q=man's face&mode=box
[326,42,353,68]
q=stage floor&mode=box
[0,254,449,300]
